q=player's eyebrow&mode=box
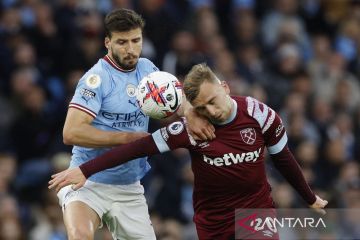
[116,36,141,42]
[115,38,128,43]
[195,96,216,109]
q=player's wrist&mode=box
[307,193,317,206]
[79,164,91,179]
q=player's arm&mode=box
[247,97,328,210]
[264,117,328,210]
[176,94,215,140]
[269,146,328,212]
[63,108,149,148]
[49,121,193,191]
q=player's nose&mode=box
[206,105,216,116]
[126,42,135,53]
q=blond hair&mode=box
[183,63,219,103]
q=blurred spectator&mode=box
[0,153,17,194]
[311,53,360,112]
[272,182,295,208]
[236,43,265,84]
[262,43,304,110]
[162,30,204,80]
[231,10,259,47]
[0,194,25,240]
[261,0,312,60]
[29,189,67,240]
[212,49,249,96]
[334,17,360,64]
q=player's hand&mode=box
[309,195,328,215]
[48,167,86,193]
[185,108,215,141]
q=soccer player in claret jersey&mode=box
[50,63,327,239]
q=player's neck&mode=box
[103,54,136,72]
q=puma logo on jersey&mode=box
[203,148,262,166]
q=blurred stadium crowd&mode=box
[0,0,360,239]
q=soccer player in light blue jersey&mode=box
[56,8,214,240]
[58,8,155,240]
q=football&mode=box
[136,71,183,119]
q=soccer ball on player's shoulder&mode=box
[136,71,183,119]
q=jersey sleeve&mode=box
[246,97,287,155]
[80,120,195,178]
[69,71,109,118]
[151,120,195,153]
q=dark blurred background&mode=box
[0,0,359,239]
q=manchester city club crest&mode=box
[126,84,137,97]
[240,128,256,145]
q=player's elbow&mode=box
[63,128,76,145]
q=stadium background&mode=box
[0,0,359,239]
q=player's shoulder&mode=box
[83,59,111,81]
[232,96,258,113]
[80,59,113,86]
[168,118,197,146]
[238,96,269,114]
[137,58,159,72]
[238,96,276,128]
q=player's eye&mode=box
[208,98,216,105]
[196,106,206,112]
[117,40,127,45]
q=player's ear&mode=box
[105,37,110,49]
[221,81,230,94]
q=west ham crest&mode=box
[240,128,256,145]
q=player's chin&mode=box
[209,117,223,124]
[125,59,138,68]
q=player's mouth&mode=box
[210,114,222,121]
[125,55,137,60]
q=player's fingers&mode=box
[73,181,84,191]
[51,173,59,179]
[48,178,54,186]
[48,181,56,189]
[209,124,215,133]
[195,131,208,141]
[48,176,62,189]
[204,122,215,133]
[188,130,202,141]
[314,208,326,215]
[55,180,69,193]
[203,128,215,140]
[207,128,216,139]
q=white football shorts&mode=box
[57,180,156,240]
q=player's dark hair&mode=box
[104,8,145,38]
[183,63,220,103]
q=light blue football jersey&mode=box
[68,56,159,185]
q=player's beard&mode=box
[112,50,138,70]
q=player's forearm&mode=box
[63,124,144,148]
[270,146,316,205]
[79,135,159,177]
